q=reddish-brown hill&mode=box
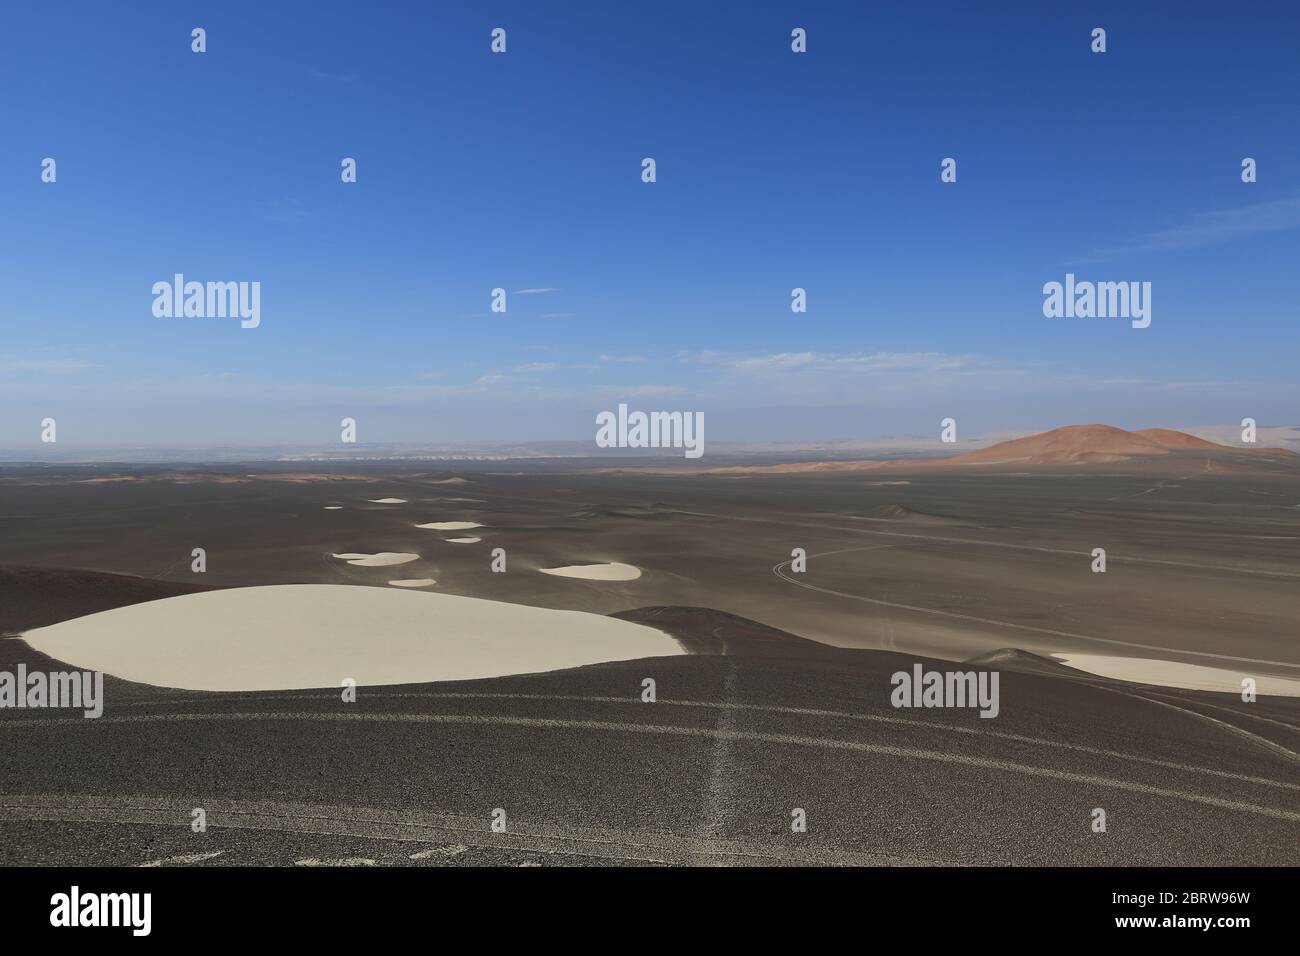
[951,424,1170,465]
[1133,428,1227,451]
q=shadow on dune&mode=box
[0,565,220,635]
[610,606,835,657]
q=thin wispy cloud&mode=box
[1081,194,1300,262]
[687,350,1022,374]
[513,287,561,295]
[262,198,310,224]
[0,357,98,374]
[649,349,1189,407]
[513,362,598,373]
[592,384,686,399]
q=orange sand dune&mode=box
[952,424,1171,465]
[1132,428,1227,451]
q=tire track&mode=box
[3,711,1296,821]
[1103,687,1299,767]
[771,553,1300,670]
[100,691,1300,790]
[0,794,944,867]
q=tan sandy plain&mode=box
[22,584,684,691]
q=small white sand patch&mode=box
[415,521,482,531]
[294,858,376,867]
[540,562,642,581]
[23,584,684,691]
[1054,654,1300,697]
[138,851,226,867]
[332,552,419,567]
[410,845,467,860]
[445,537,481,544]
[388,579,436,588]
[323,506,343,510]
[367,497,407,504]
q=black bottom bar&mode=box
[1,866,1284,941]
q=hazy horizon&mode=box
[4,420,1299,464]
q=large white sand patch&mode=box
[367,498,407,504]
[540,562,642,581]
[415,521,483,531]
[1054,653,1300,697]
[22,584,684,691]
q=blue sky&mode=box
[2,1,1299,449]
